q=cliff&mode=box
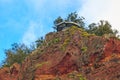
[0,26,120,80]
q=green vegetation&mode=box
[53,12,118,37]
[66,26,93,37]
[87,20,118,36]
[81,46,87,53]
[35,62,48,69]
[53,16,64,30]
[53,12,85,31]
[52,38,60,44]
[48,38,60,46]
[2,43,33,67]
[66,26,81,34]
[61,37,70,51]
[1,11,119,68]
[54,77,61,80]
[77,74,86,80]
[68,73,76,78]
[35,37,44,48]
[67,73,86,80]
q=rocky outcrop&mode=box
[0,26,120,80]
[0,63,20,80]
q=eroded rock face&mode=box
[0,63,20,80]
[34,38,120,80]
[1,27,120,80]
[86,38,120,80]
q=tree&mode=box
[3,43,32,67]
[87,20,118,36]
[35,37,44,48]
[53,12,85,31]
[87,23,97,34]
[53,16,63,30]
[66,12,85,28]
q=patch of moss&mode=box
[61,37,70,51]
[67,73,76,78]
[81,29,95,37]
[35,62,48,69]
[82,31,90,37]
[53,38,60,43]
[54,77,61,80]
[67,26,92,37]
[67,72,86,80]
[66,26,83,35]
[81,46,87,53]
[47,38,60,46]
[77,74,86,80]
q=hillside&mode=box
[0,26,120,80]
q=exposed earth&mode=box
[0,26,120,80]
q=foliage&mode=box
[61,37,70,51]
[87,20,118,36]
[67,72,86,80]
[67,73,76,78]
[35,62,48,69]
[35,37,44,48]
[53,12,85,31]
[54,77,61,80]
[66,26,84,35]
[53,12,118,37]
[47,38,60,46]
[67,26,92,37]
[52,38,60,44]
[2,43,32,67]
[53,16,63,30]
[81,46,87,53]
[66,26,79,35]
[66,12,85,28]
[77,74,86,80]
[1,12,119,69]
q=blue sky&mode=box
[0,0,120,64]
[0,0,82,64]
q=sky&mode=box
[0,0,120,64]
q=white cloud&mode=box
[79,0,120,32]
[22,21,43,45]
[25,0,81,13]
[25,0,45,12]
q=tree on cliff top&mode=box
[87,20,118,36]
[53,12,118,36]
[53,12,85,31]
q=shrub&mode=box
[53,38,60,43]
[35,62,48,69]
[81,46,87,53]
[77,74,86,80]
[61,38,70,51]
[67,73,76,78]
[2,43,32,67]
